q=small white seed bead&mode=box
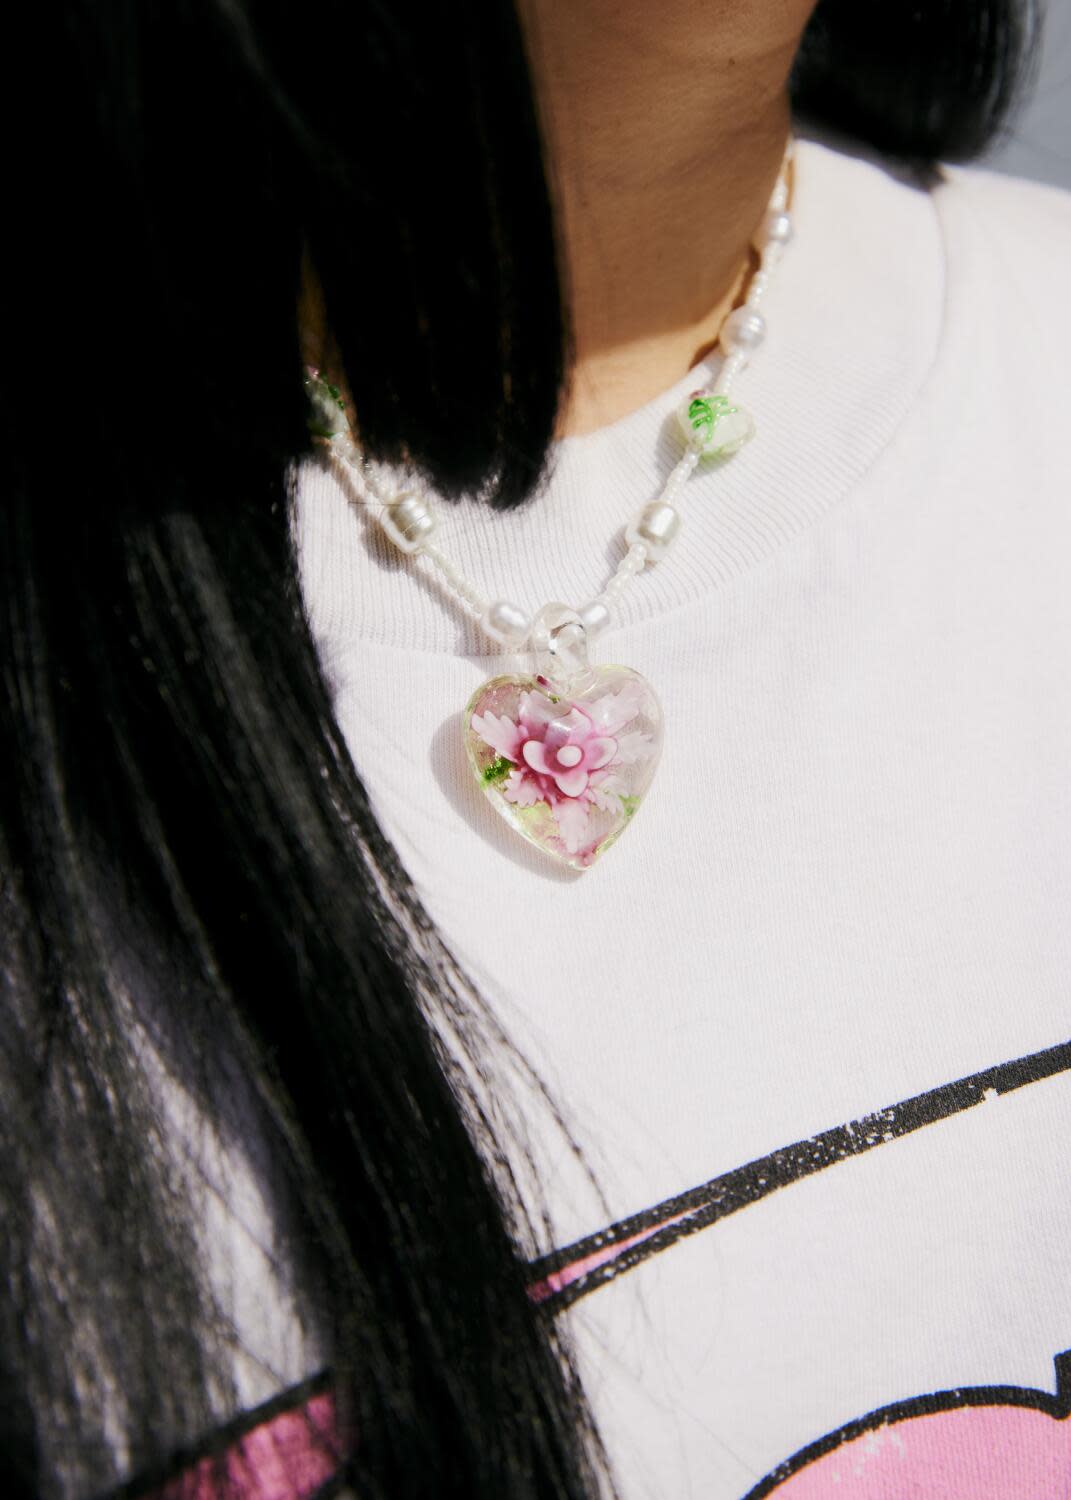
[481,598,531,646]
[604,545,646,595]
[764,209,794,247]
[745,269,771,311]
[625,501,681,562]
[379,492,437,554]
[602,575,627,601]
[577,599,612,638]
[720,307,767,356]
[660,465,691,502]
[714,349,746,395]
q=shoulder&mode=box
[795,127,1071,257]
[936,155,1071,229]
[798,130,1071,371]
[928,157,1071,386]
[933,156,1071,282]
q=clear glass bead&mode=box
[529,603,595,694]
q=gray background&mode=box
[987,1,1071,188]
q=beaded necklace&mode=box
[306,139,794,871]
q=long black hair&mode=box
[0,1,1039,1496]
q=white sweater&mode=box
[290,134,1071,1497]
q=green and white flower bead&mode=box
[676,390,755,459]
[304,368,349,438]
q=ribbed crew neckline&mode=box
[296,132,946,656]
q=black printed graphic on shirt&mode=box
[525,1037,1071,1310]
[524,1038,1071,1497]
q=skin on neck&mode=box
[516,0,817,438]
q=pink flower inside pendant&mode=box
[463,605,663,870]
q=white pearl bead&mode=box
[379,492,437,554]
[577,599,612,638]
[764,210,794,247]
[720,307,767,356]
[556,745,583,768]
[625,501,680,561]
[482,599,530,646]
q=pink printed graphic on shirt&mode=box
[137,1383,341,1500]
[525,1207,696,1304]
[745,1351,1071,1499]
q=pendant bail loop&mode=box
[530,602,596,694]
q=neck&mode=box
[517,0,812,437]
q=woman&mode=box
[2,0,1066,1495]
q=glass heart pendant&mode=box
[462,605,663,870]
